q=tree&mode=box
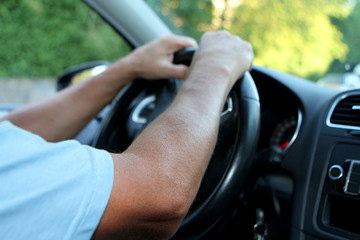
[0,0,129,77]
[228,0,351,79]
[329,1,360,72]
[149,0,355,80]
[146,0,214,39]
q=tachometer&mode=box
[270,111,302,151]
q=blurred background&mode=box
[1,0,359,103]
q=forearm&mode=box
[115,63,232,221]
[127,65,230,191]
[100,66,231,239]
[0,57,136,142]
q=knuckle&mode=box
[219,30,230,35]
[159,34,176,44]
[246,41,253,51]
[202,31,213,38]
[161,34,173,43]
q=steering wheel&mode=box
[93,48,260,239]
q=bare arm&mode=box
[94,31,254,239]
[0,35,197,142]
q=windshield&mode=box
[147,0,360,88]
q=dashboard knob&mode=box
[328,165,344,180]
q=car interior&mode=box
[1,0,359,239]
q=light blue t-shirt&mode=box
[0,121,114,239]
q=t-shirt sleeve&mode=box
[0,121,114,240]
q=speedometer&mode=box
[270,110,302,151]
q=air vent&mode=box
[329,95,360,128]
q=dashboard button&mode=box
[328,165,343,180]
[344,160,360,195]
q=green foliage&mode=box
[146,0,214,39]
[331,1,360,71]
[2,0,359,80]
[229,0,351,79]
[148,0,359,80]
[0,0,130,77]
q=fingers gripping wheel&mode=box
[93,48,260,239]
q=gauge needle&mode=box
[279,141,290,150]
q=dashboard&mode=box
[252,70,302,153]
[247,66,360,240]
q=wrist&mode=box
[189,59,234,92]
[120,49,145,80]
[111,55,138,81]
[85,56,137,102]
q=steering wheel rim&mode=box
[93,49,260,239]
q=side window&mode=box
[0,0,130,104]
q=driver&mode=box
[0,31,253,239]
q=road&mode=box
[0,78,56,105]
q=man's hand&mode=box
[122,34,197,80]
[190,31,253,93]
